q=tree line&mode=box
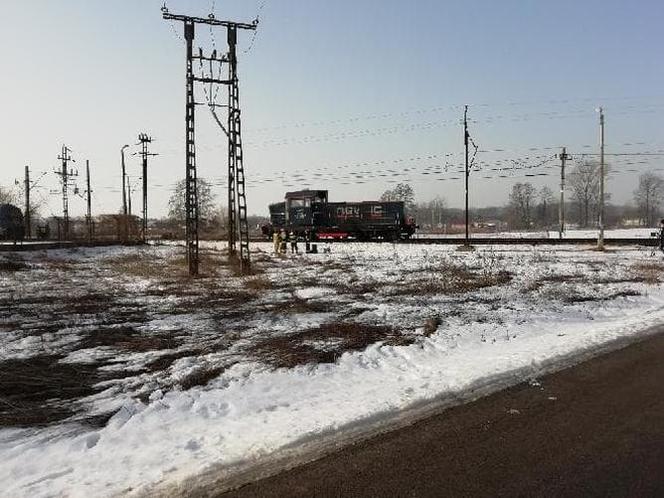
[2,161,662,236]
[382,162,664,231]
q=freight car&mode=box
[0,204,25,241]
[263,190,416,241]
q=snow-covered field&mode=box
[1,241,664,497]
[413,227,657,239]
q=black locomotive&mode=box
[263,190,416,241]
[0,204,25,241]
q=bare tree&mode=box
[536,186,556,228]
[567,160,609,228]
[0,185,18,205]
[415,196,447,229]
[168,178,217,225]
[633,171,664,226]
[509,182,536,229]
[380,183,415,213]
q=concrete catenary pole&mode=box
[24,166,31,239]
[597,107,605,250]
[86,160,92,242]
[121,144,129,241]
[464,105,470,247]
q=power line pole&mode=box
[24,166,31,239]
[227,25,252,271]
[85,160,93,242]
[135,133,157,242]
[464,105,470,247]
[162,7,257,275]
[557,147,572,239]
[55,145,77,241]
[120,144,130,242]
[127,180,132,217]
[597,107,605,250]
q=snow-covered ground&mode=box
[413,227,657,239]
[1,241,664,497]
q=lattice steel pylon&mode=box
[54,145,77,241]
[227,26,251,271]
[184,20,199,275]
[162,7,257,276]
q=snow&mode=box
[1,241,664,496]
[412,227,657,239]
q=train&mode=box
[0,204,25,241]
[262,189,417,241]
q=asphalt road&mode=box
[220,332,664,498]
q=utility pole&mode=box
[128,181,132,217]
[461,105,479,250]
[121,145,129,216]
[135,133,157,242]
[557,147,572,239]
[120,144,129,242]
[85,160,93,242]
[162,6,257,275]
[464,105,470,246]
[54,145,77,241]
[597,107,605,250]
[24,166,31,239]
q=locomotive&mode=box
[262,190,416,241]
[0,204,25,241]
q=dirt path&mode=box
[220,332,664,498]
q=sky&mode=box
[1,0,663,219]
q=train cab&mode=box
[284,190,328,227]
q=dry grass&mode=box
[261,294,336,314]
[389,269,511,296]
[41,258,74,271]
[564,289,641,303]
[330,279,382,296]
[0,257,28,271]
[178,364,231,390]
[77,326,181,352]
[244,276,273,291]
[107,252,184,279]
[632,262,664,284]
[539,274,585,283]
[251,322,410,369]
[0,355,131,427]
[422,316,442,335]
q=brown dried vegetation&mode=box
[631,262,664,284]
[252,322,411,369]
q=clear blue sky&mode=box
[1,0,663,218]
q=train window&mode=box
[290,199,305,207]
[304,198,311,207]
